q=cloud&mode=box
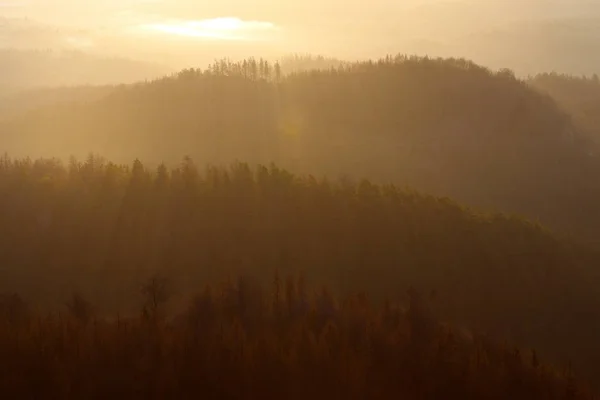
[0,1,28,7]
[135,17,279,41]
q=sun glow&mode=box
[139,17,277,41]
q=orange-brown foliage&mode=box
[0,279,592,399]
[0,156,598,390]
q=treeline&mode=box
[0,276,592,399]
[3,54,600,242]
[1,155,600,385]
[278,53,348,74]
[0,54,341,119]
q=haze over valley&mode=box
[2,1,600,398]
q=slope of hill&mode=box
[1,156,600,387]
[0,85,116,120]
[0,54,345,120]
[2,55,599,242]
[529,73,600,144]
[0,49,170,89]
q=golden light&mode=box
[139,17,276,41]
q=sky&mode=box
[0,0,289,65]
[2,0,600,71]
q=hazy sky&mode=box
[2,0,600,69]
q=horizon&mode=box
[1,0,600,74]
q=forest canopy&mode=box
[1,55,599,243]
[1,52,600,396]
[1,155,600,386]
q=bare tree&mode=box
[0,292,29,326]
[141,273,171,322]
[65,292,94,325]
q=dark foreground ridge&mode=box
[0,277,593,399]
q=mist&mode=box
[3,1,600,398]
[2,0,600,79]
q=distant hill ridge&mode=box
[1,54,600,243]
[0,48,171,89]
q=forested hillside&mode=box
[1,155,600,387]
[2,55,600,242]
[529,73,600,144]
[0,273,592,399]
[0,54,343,120]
